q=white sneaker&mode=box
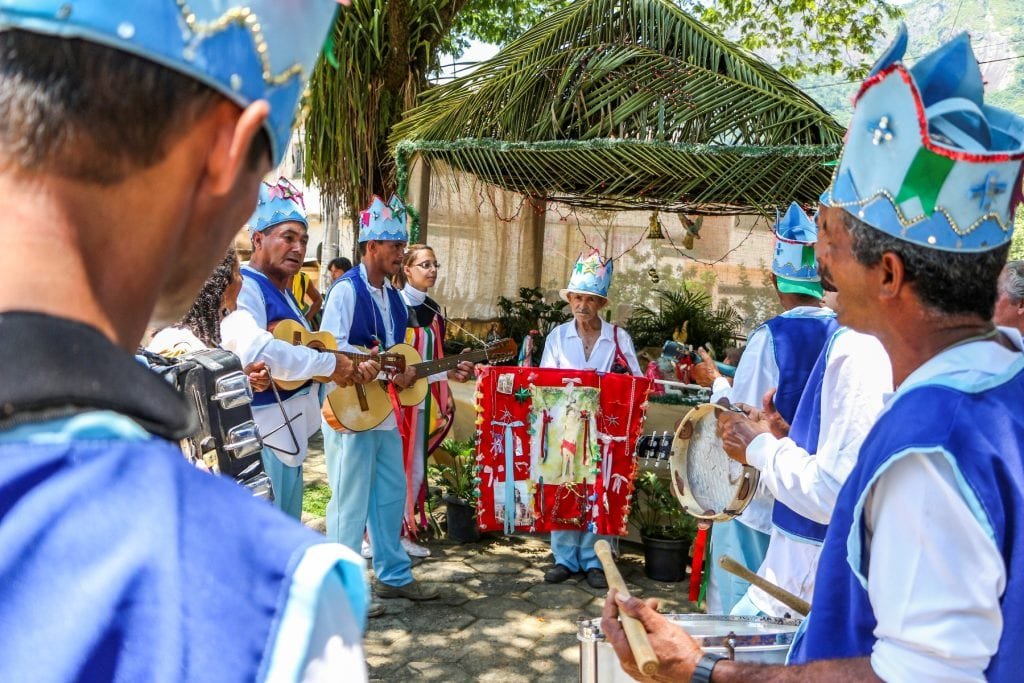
[361,539,373,559]
[401,536,431,558]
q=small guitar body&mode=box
[269,318,406,391]
[322,338,517,433]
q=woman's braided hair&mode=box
[180,246,236,347]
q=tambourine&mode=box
[669,403,759,522]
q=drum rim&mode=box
[669,403,760,522]
[577,614,802,647]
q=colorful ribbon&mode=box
[492,418,524,534]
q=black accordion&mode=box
[146,348,273,501]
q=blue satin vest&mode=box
[790,360,1024,681]
[241,265,312,407]
[338,267,408,349]
[762,313,838,424]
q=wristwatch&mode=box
[690,652,727,683]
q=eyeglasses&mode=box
[414,261,441,270]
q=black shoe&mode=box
[544,564,573,583]
[585,568,608,589]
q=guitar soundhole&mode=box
[291,332,301,345]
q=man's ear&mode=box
[877,251,906,301]
[251,230,264,252]
[203,100,271,197]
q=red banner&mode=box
[474,367,650,536]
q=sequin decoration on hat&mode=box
[358,195,409,243]
[772,202,822,298]
[0,1,339,166]
[821,24,1024,252]
[560,249,613,302]
[247,177,307,235]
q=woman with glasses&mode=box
[381,244,472,558]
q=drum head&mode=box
[669,404,759,521]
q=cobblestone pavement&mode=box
[301,433,698,682]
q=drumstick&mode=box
[594,540,659,676]
[718,555,810,616]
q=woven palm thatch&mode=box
[391,0,845,214]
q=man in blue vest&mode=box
[321,195,473,610]
[0,1,378,680]
[603,26,1024,682]
[226,177,375,519]
[695,202,837,615]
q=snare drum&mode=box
[578,614,800,682]
[669,403,759,521]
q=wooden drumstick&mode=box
[718,554,810,616]
[594,540,659,676]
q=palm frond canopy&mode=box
[391,0,844,214]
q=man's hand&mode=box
[447,360,475,383]
[601,588,703,682]
[691,347,721,388]
[716,409,771,464]
[244,361,271,393]
[391,365,417,390]
[329,353,356,388]
[761,388,790,438]
[353,359,381,385]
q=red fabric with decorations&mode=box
[474,366,650,536]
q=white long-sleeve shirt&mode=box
[709,306,835,535]
[320,264,401,431]
[540,319,642,375]
[222,275,334,466]
[859,329,1020,682]
[741,328,891,616]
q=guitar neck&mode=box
[327,349,380,365]
[414,348,491,378]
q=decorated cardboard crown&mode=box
[772,202,822,297]
[0,1,338,166]
[359,194,409,243]
[560,249,613,301]
[822,25,1024,252]
[247,177,307,234]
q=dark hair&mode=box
[0,31,268,184]
[180,247,237,347]
[329,256,352,272]
[842,211,1009,320]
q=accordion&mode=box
[146,348,272,500]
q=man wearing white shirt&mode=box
[227,179,366,519]
[696,202,837,615]
[602,27,1024,682]
[993,260,1024,334]
[718,323,892,617]
[320,195,440,605]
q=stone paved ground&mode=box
[302,434,698,682]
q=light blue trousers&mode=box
[707,520,770,614]
[551,530,611,572]
[322,424,412,587]
[260,447,303,519]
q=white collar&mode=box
[358,262,392,292]
[402,283,427,306]
[565,318,613,340]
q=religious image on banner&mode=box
[474,366,650,536]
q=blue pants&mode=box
[551,530,611,572]
[707,520,770,614]
[260,447,303,519]
[322,424,412,587]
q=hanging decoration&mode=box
[474,367,651,536]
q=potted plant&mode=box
[430,438,480,543]
[629,471,698,581]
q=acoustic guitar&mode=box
[269,319,407,391]
[323,338,518,433]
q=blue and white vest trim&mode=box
[338,267,408,349]
[762,312,839,424]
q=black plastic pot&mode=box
[445,495,479,543]
[641,534,689,582]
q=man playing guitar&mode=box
[224,178,377,519]
[321,195,472,612]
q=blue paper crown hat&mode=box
[359,195,409,243]
[560,249,613,302]
[0,1,339,166]
[247,177,307,235]
[772,202,823,298]
[821,24,1024,252]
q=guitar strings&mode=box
[417,298,488,347]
